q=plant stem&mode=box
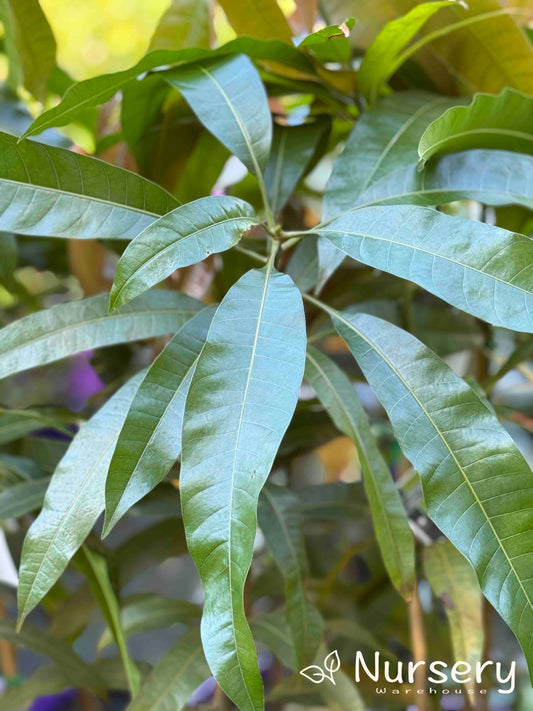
[408,584,429,711]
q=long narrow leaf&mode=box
[305,346,415,600]
[0,291,201,380]
[331,308,533,683]
[180,264,306,711]
[104,307,215,533]
[316,204,533,332]
[17,372,145,626]
[0,132,177,239]
[258,485,323,666]
[110,197,258,310]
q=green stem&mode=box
[234,244,268,263]
[256,171,277,233]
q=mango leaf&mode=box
[264,120,329,216]
[258,485,323,666]
[324,92,460,219]
[305,346,415,599]
[250,612,297,670]
[17,372,144,626]
[423,541,483,695]
[149,0,211,51]
[175,131,230,204]
[354,149,533,211]
[218,0,293,42]
[76,546,140,697]
[22,39,313,140]
[103,307,215,534]
[164,55,272,178]
[298,482,369,521]
[99,595,201,649]
[286,235,319,292]
[0,619,101,691]
[127,626,209,711]
[110,197,258,311]
[299,19,355,64]
[0,132,177,240]
[419,88,533,163]
[180,264,306,711]
[0,231,16,289]
[358,1,464,104]
[0,0,56,100]
[330,308,533,685]
[0,477,50,519]
[316,204,533,332]
[0,290,201,380]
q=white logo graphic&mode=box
[299,650,341,685]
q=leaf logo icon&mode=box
[300,650,340,685]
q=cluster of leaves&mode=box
[2,0,533,709]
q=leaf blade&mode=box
[110,197,258,310]
[181,265,306,711]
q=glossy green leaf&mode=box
[331,308,533,684]
[149,0,211,51]
[23,39,312,140]
[0,0,56,100]
[305,346,415,599]
[0,132,177,240]
[251,612,297,670]
[324,92,460,219]
[258,485,323,666]
[180,264,306,711]
[0,476,50,519]
[217,0,293,42]
[76,546,140,697]
[298,19,355,63]
[300,18,355,46]
[99,594,201,649]
[424,540,483,694]
[419,89,533,163]
[127,626,209,711]
[0,290,201,380]
[317,204,533,332]
[17,372,144,626]
[264,120,328,216]
[104,307,215,533]
[110,197,258,310]
[358,1,464,104]
[355,149,533,211]
[0,619,101,691]
[164,55,272,177]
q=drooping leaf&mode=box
[0,619,101,691]
[76,546,140,697]
[110,197,258,310]
[149,0,211,51]
[258,485,323,666]
[264,120,329,216]
[0,132,178,240]
[358,1,464,104]
[217,0,293,42]
[127,626,209,711]
[17,372,145,626]
[164,55,272,177]
[103,307,215,534]
[0,477,50,519]
[180,264,306,711]
[175,131,230,204]
[423,540,483,694]
[22,39,313,140]
[0,291,201,380]
[0,0,56,100]
[316,204,533,332]
[330,308,533,684]
[99,595,201,649]
[354,149,533,211]
[305,346,415,599]
[298,19,355,64]
[324,92,460,219]
[419,89,533,163]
